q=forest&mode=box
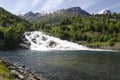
[0,6,120,50]
[0,7,31,49]
[31,13,120,49]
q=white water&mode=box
[24,31,113,51]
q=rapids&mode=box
[24,31,112,51]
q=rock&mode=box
[48,40,57,48]
[19,43,30,49]
[32,38,36,43]
[0,60,3,62]
[10,70,19,78]
[41,36,48,41]
[8,65,16,70]
[0,59,47,80]
[19,69,24,73]
[25,32,31,36]
[18,74,24,79]
[10,70,18,74]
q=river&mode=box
[0,50,120,80]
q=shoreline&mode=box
[0,59,47,80]
[0,46,119,52]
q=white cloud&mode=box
[0,0,3,7]
[40,0,64,12]
[99,3,120,13]
[32,0,41,7]
[12,0,31,14]
[6,0,100,14]
[39,0,98,12]
[106,3,120,10]
[61,0,99,10]
[74,0,99,9]
[82,0,97,9]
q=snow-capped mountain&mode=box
[99,9,111,14]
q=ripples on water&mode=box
[0,50,120,80]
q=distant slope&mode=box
[0,7,30,28]
[55,7,90,16]
[0,7,31,50]
[28,11,120,50]
[19,7,90,24]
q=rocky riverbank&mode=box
[0,59,47,80]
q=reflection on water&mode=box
[0,50,120,80]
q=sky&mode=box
[0,0,120,14]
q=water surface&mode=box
[0,50,120,80]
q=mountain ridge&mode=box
[19,7,90,21]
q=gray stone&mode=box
[18,74,24,79]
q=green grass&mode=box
[0,61,14,80]
[84,42,120,49]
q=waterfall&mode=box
[24,31,112,51]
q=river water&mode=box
[0,50,120,80]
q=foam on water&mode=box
[24,31,114,51]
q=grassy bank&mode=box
[78,41,120,50]
[0,60,14,80]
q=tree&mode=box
[60,18,71,25]
[4,27,20,49]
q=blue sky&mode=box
[0,0,120,14]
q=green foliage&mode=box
[4,27,20,49]
[33,13,120,48]
[109,42,115,46]
[60,18,71,25]
[0,61,14,80]
[0,7,120,49]
[0,7,31,50]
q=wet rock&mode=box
[32,38,36,43]
[41,36,48,41]
[25,32,31,36]
[48,40,57,48]
[36,35,39,37]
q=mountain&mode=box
[99,9,111,14]
[0,7,120,50]
[19,7,90,23]
[0,7,30,28]
[55,7,90,16]
[0,7,31,50]
[20,11,43,20]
